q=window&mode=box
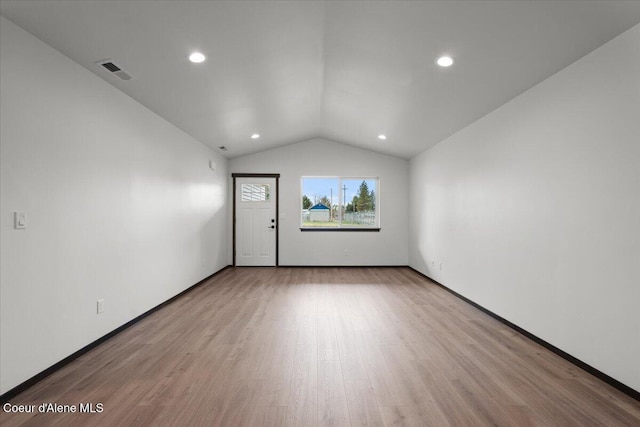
[301,177,379,230]
[241,183,270,202]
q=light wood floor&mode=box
[2,267,639,426]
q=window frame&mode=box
[300,176,381,232]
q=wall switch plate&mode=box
[209,160,216,171]
[97,299,104,314]
[14,212,26,229]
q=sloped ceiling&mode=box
[1,1,640,159]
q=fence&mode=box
[343,212,376,226]
[302,211,375,226]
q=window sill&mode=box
[300,227,381,232]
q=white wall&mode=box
[409,24,640,391]
[0,17,229,394]
[230,139,409,265]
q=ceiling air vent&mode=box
[96,59,132,81]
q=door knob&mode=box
[269,225,275,229]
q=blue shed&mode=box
[309,203,330,222]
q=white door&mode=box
[235,177,277,266]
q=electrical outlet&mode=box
[439,262,443,270]
[14,212,26,229]
[97,299,104,314]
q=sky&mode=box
[302,177,377,206]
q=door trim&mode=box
[232,173,280,266]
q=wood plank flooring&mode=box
[2,267,639,426]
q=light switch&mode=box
[209,160,216,171]
[14,212,26,229]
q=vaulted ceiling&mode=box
[2,1,640,159]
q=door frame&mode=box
[232,173,280,266]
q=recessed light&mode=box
[437,56,454,67]
[378,134,387,140]
[189,52,206,63]
[251,133,260,139]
